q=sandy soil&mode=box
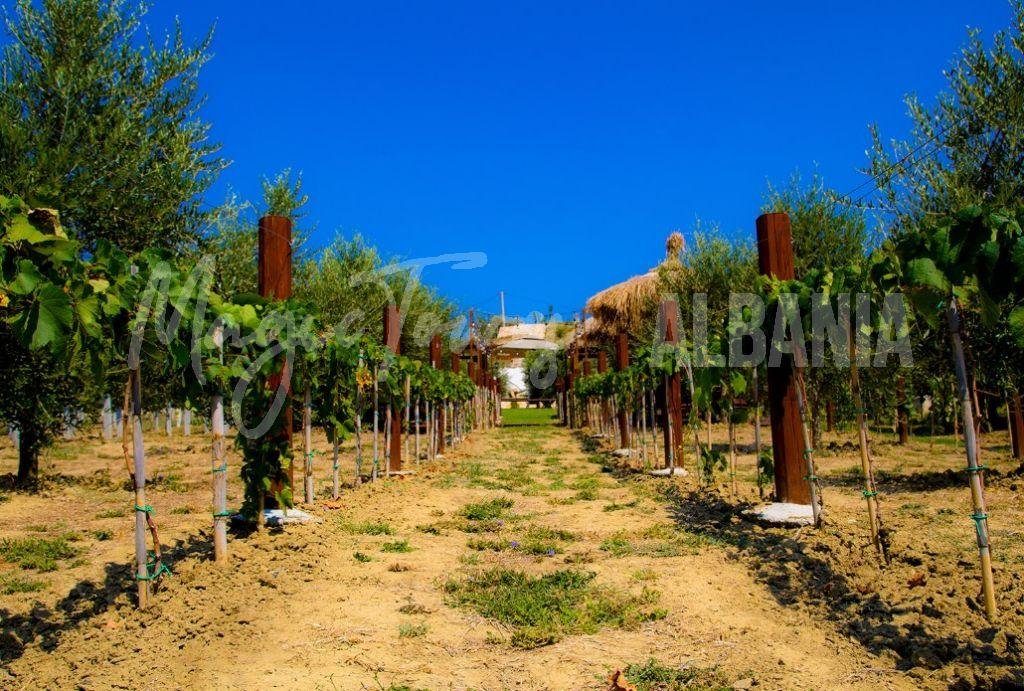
[0,415,1021,690]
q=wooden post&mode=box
[258,214,294,493]
[1009,391,1024,460]
[616,333,630,448]
[756,212,811,505]
[383,305,402,471]
[431,335,445,453]
[659,300,685,468]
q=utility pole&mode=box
[500,291,506,326]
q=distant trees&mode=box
[0,0,224,252]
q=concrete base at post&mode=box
[744,502,815,527]
[648,467,688,477]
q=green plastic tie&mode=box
[134,554,172,581]
[966,465,987,474]
[862,490,878,498]
[804,474,819,482]
[213,510,233,518]
[803,449,815,458]
[134,504,154,515]
[211,463,228,473]
[970,512,988,522]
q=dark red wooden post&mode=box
[660,300,685,465]
[383,305,402,471]
[616,333,630,448]
[757,212,810,504]
[451,352,460,374]
[1009,392,1024,459]
[258,215,294,492]
[431,334,445,453]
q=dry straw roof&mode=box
[584,269,659,336]
[583,232,683,338]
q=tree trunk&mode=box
[16,426,39,487]
[896,376,909,445]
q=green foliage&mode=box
[380,539,413,553]
[443,568,666,648]
[0,573,47,595]
[0,0,223,252]
[458,497,515,521]
[340,519,394,536]
[868,2,1024,231]
[397,622,428,638]
[261,169,309,221]
[621,658,732,691]
[0,534,79,571]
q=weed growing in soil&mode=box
[0,573,47,594]
[353,552,372,562]
[604,500,639,512]
[459,497,514,521]
[443,568,666,648]
[341,519,395,535]
[619,657,733,690]
[0,535,80,571]
[95,508,127,519]
[398,622,429,638]
[381,540,413,553]
[91,530,112,541]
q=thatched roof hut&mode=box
[584,270,659,337]
[583,232,684,338]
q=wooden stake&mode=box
[303,384,314,504]
[129,367,150,608]
[211,325,228,563]
[948,299,997,620]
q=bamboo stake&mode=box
[850,334,887,563]
[331,436,340,500]
[303,385,314,504]
[948,299,997,620]
[404,375,411,461]
[414,396,421,462]
[372,366,379,481]
[384,406,392,478]
[211,325,228,563]
[354,368,364,485]
[753,367,764,500]
[129,368,151,608]
[728,396,737,496]
[792,368,823,527]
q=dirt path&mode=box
[3,422,930,689]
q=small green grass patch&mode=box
[0,573,47,594]
[444,568,665,648]
[620,657,733,690]
[340,519,394,535]
[0,535,80,571]
[381,539,413,553]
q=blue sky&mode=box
[55,2,1024,320]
